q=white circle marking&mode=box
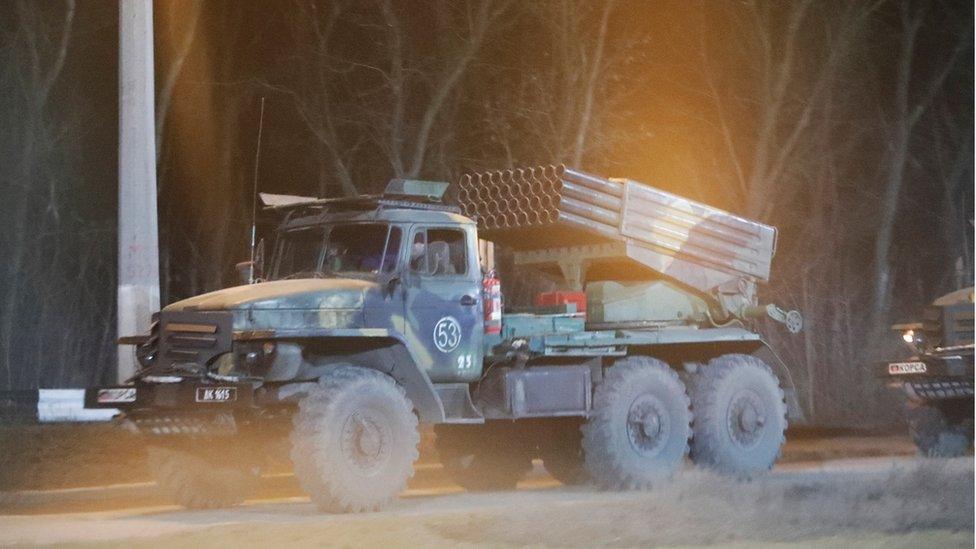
[433,316,462,353]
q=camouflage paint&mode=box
[398,223,484,383]
[163,211,484,383]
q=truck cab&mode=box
[255,202,486,384]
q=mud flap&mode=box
[752,342,806,424]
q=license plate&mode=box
[195,386,237,403]
[888,361,927,375]
[97,387,137,404]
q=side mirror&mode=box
[236,239,266,285]
[236,261,257,285]
[380,273,401,298]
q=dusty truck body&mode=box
[883,287,974,456]
[87,167,802,511]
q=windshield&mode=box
[274,227,324,279]
[274,223,400,280]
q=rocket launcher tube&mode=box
[457,165,783,324]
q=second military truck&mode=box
[884,287,974,456]
[88,165,802,512]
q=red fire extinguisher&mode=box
[483,269,502,335]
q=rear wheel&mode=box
[291,366,419,512]
[907,399,973,458]
[689,354,787,476]
[435,423,533,491]
[582,356,692,489]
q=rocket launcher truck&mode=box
[87,166,803,511]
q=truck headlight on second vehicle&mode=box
[900,328,924,354]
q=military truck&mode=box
[87,165,802,512]
[884,287,974,457]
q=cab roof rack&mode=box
[260,179,458,216]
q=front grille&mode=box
[944,303,975,346]
[907,379,974,400]
[921,303,974,348]
[131,413,237,436]
[157,311,233,372]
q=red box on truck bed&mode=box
[534,291,587,313]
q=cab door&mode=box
[402,224,483,383]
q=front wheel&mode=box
[689,354,787,476]
[147,444,255,509]
[291,367,419,513]
[907,399,973,458]
[582,356,692,489]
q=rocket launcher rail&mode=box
[457,165,777,296]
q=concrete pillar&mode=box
[118,0,160,382]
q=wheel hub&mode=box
[641,413,661,439]
[341,410,391,473]
[355,415,382,457]
[627,395,670,456]
[727,390,766,448]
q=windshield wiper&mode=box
[280,270,325,280]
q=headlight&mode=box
[900,329,924,353]
[213,352,236,376]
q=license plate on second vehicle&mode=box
[888,361,927,375]
[195,386,237,403]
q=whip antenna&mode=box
[248,97,266,283]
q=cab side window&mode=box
[410,231,427,273]
[410,228,467,276]
[428,229,466,276]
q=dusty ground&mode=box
[0,423,914,491]
[1,457,971,548]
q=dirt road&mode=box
[1,456,971,548]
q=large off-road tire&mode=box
[907,399,973,458]
[539,419,589,485]
[291,366,419,513]
[582,356,692,489]
[434,423,533,491]
[689,354,787,476]
[147,444,254,509]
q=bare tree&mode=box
[869,1,970,329]
[686,0,887,421]
[155,0,203,160]
[270,0,512,196]
[687,0,972,424]
[467,0,642,173]
[0,0,75,387]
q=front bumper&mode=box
[901,378,974,400]
[877,352,974,379]
[85,381,254,411]
[85,381,260,436]
[879,352,974,401]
